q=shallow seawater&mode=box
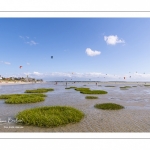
[1,81,150,132]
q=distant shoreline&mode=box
[1,80,150,86]
[0,81,44,85]
[46,81,150,83]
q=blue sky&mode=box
[1,18,150,81]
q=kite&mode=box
[51,56,53,59]
[19,66,22,69]
[124,77,125,79]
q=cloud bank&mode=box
[22,72,150,81]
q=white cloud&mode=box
[85,48,101,56]
[19,36,24,39]
[51,72,72,77]
[19,36,29,39]
[104,35,125,45]
[26,40,38,45]
[33,72,108,78]
[0,61,11,65]
[4,62,11,65]
[33,72,43,75]
[20,36,38,45]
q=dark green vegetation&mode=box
[65,86,77,89]
[120,86,132,89]
[120,87,127,89]
[120,86,132,88]
[25,88,54,93]
[16,106,84,127]
[81,90,107,94]
[132,86,137,87]
[120,87,128,89]
[105,86,115,87]
[124,86,132,88]
[75,87,90,91]
[75,87,107,94]
[85,96,98,99]
[0,94,46,104]
[94,103,124,110]
[144,85,150,86]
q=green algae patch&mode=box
[65,87,77,89]
[25,88,54,93]
[105,86,115,87]
[81,90,107,94]
[120,86,132,90]
[94,103,124,110]
[0,94,22,99]
[0,94,46,104]
[124,86,132,88]
[75,88,90,91]
[16,106,84,127]
[75,87,107,94]
[85,96,98,99]
[120,86,131,88]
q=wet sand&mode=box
[0,81,150,132]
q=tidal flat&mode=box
[1,81,150,132]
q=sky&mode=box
[1,18,150,81]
